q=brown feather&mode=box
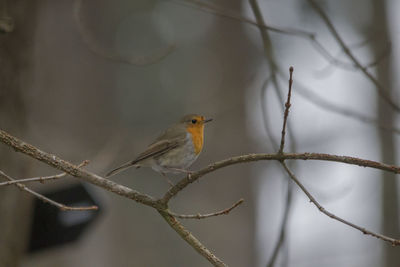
[105,137,184,177]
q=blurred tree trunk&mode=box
[0,1,37,266]
[371,0,400,265]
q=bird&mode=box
[106,114,212,183]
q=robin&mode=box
[106,114,212,182]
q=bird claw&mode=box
[161,172,175,187]
[167,180,175,187]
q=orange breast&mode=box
[186,124,204,155]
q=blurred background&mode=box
[0,0,399,266]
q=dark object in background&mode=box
[28,183,102,253]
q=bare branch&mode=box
[0,170,97,211]
[161,151,400,204]
[0,160,89,186]
[308,0,400,112]
[0,172,66,186]
[276,65,400,247]
[0,129,162,210]
[279,67,294,154]
[281,162,400,246]
[169,199,244,219]
[159,210,227,267]
[1,128,399,205]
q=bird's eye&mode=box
[191,119,197,124]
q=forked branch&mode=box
[2,128,400,250]
[281,163,400,246]
[1,66,400,267]
[0,160,89,186]
[276,66,400,247]
[0,170,97,211]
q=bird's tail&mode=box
[106,160,139,177]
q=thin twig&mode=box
[308,0,400,113]
[279,67,294,154]
[159,210,227,267]
[0,171,98,211]
[0,160,89,186]
[0,172,66,186]
[281,162,400,246]
[169,199,244,219]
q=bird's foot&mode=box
[161,172,175,187]
[167,167,193,176]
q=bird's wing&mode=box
[133,137,183,164]
[105,126,187,177]
[105,138,183,177]
[133,123,187,162]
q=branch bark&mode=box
[2,122,400,267]
[281,162,400,246]
[162,151,400,203]
[0,170,98,211]
[168,199,244,219]
[159,210,227,267]
[0,129,162,209]
[0,160,89,186]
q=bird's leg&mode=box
[161,172,174,187]
[166,168,193,178]
[167,168,193,174]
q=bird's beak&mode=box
[204,118,213,123]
